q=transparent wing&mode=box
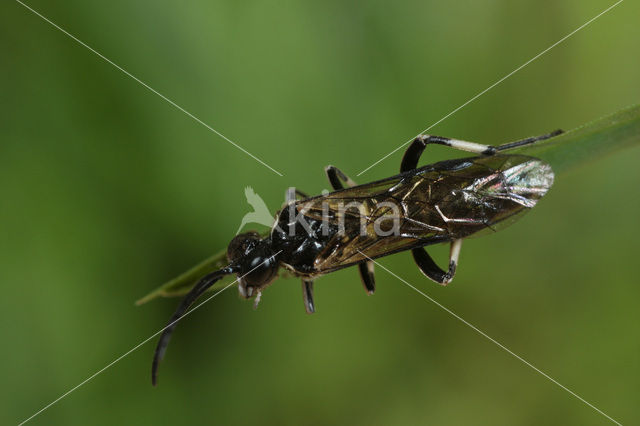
[297,154,553,272]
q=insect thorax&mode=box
[269,205,339,274]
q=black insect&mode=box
[151,130,561,385]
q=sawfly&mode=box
[151,129,561,385]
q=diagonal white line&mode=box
[18,250,282,425]
[360,253,622,425]
[14,0,284,177]
[357,0,624,176]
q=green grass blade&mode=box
[512,104,640,175]
[135,248,233,305]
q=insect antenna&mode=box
[152,266,235,386]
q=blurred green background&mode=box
[1,1,639,425]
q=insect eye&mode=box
[227,232,261,262]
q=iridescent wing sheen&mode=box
[296,154,553,272]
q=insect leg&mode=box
[358,262,376,295]
[404,135,501,171]
[302,279,315,314]
[286,187,309,203]
[324,165,376,294]
[325,165,357,189]
[402,130,564,172]
[412,239,462,286]
[494,129,563,152]
[401,135,498,172]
